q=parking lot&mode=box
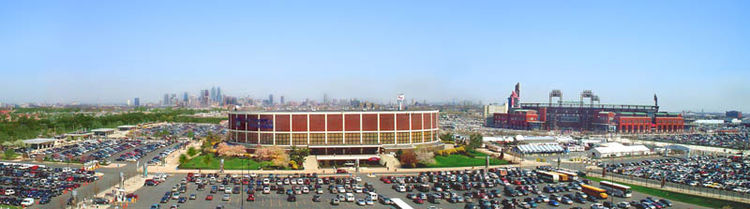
[375,168,706,209]
[129,173,391,209]
[599,155,750,195]
[637,129,749,149]
[123,167,708,209]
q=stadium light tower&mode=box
[580,90,593,105]
[549,90,562,105]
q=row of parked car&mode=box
[637,129,749,149]
[600,155,750,193]
[381,168,653,209]
[116,141,171,162]
[88,140,142,161]
[137,123,226,139]
[0,162,99,207]
[148,142,186,165]
[150,172,384,209]
[42,140,120,162]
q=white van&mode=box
[367,192,378,201]
[21,198,34,206]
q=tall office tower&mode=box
[183,92,189,103]
[134,97,140,106]
[268,94,274,105]
[126,100,131,106]
[323,93,329,104]
[163,94,170,105]
[201,89,210,106]
[211,87,217,102]
[170,94,177,105]
[280,96,285,105]
[216,87,222,102]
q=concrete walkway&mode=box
[303,156,319,170]
[379,154,400,171]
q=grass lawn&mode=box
[585,176,750,209]
[425,150,508,168]
[179,154,279,170]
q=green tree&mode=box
[202,153,214,165]
[3,149,17,160]
[439,132,454,142]
[288,146,310,166]
[187,147,198,157]
[467,134,483,150]
[179,154,188,165]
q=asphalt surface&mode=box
[129,173,392,209]
[126,172,708,209]
[0,140,179,209]
[1,145,709,209]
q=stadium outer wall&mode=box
[228,110,440,151]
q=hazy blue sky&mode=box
[1,0,748,112]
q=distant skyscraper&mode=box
[170,94,177,105]
[268,94,274,105]
[323,93,329,104]
[183,92,189,103]
[280,96,285,105]
[163,94,170,105]
[126,99,131,106]
[200,89,209,106]
[134,97,140,106]
[211,88,215,102]
[216,87,222,102]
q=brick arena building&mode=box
[228,110,440,155]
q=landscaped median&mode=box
[177,142,309,170]
[178,154,277,170]
[427,149,508,168]
[585,176,750,209]
[399,144,510,168]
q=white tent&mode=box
[591,143,650,158]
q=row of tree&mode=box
[0,108,225,143]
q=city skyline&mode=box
[1,1,749,112]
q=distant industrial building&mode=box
[493,83,684,133]
[726,111,742,119]
[91,128,115,137]
[483,103,508,126]
[23,138,61,150]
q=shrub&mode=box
[179,154,188,165]
[187,147,198,157]
[399,150,418,168]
